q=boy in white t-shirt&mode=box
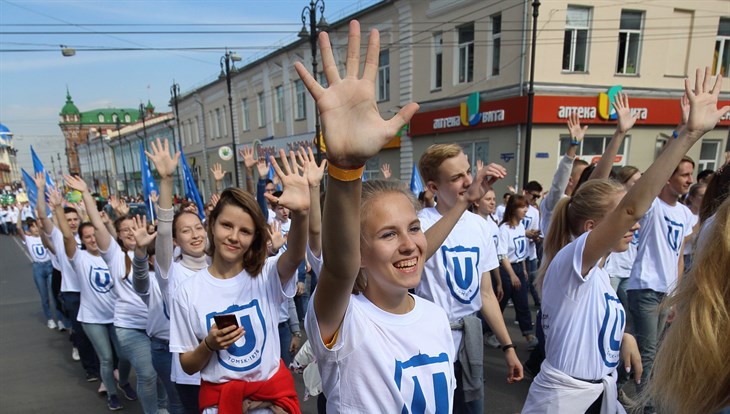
[416,144,522,413]
[627,156,697,410]
[522,181,543,307]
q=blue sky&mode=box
[0,0,377,172]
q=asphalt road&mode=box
[0,234,532,413]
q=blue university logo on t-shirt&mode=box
[663,216,684,255]
[598,293,625,367]
[441,246,480,304]
[630,229,639,246]
[206,300,267,372]
[394,352,451,414]
[513,235,527,260]
[32,244,46,258]
[521,216,532,230]
[88,266,113,293]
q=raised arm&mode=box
[15,202,26,241]
[295,20,419,341]
[241,146,257,195]
[65,175,111,251]
[50,188,77,259]
[34,172,54,235]
[424,163,506,259]
[297,146,326,257]
[542,114,585,213]
[584,68,730,274]
[589,92,638,180]
[145,138,180,277]
[255,157,271,220]
[130,214,157,295]
[266,149,310,283]
[210,163,226,193]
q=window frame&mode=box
[559,134,630,167]
[562,6,591,73]
[490,14,502,77]
[432,32,443,90]
[698,140,721,171]
[257,92,266,128]
[294,79,307,120]
[241,98,250,131]
[377,49,390,102]
[713,18,730,77]
[275,85,284,123]
[456,23,475,84]
[615,10,643,75]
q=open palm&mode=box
[294,20,418,168]
[146,138,180,178]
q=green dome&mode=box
[60,89,80,116]
[145,100,155,113]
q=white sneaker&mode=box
[57,320,67,331]
[72,347,80,361]
[484,334,500,349]
[98,381,107,394]
[47,319,57,329]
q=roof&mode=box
[0,123,11,136]
[60,90,80,116]
[79,108,140,125]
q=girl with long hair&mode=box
[523,68,729,413]
[169,149,309,413]
[497,194,537,349]
[296,20,506,412]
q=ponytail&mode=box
[535,197,572,295]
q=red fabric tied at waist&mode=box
[199,359,301,414]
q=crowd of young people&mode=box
[13,20,730,414]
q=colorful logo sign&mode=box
[598,85,623,120]
[460,92,481,126]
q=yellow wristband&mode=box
[328,164,364,182]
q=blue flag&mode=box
[30,146,55,190]
[179,143,205,220]
[139,143,159,221]
[410,164,424,196]
[267,159,282,191]
[21,168,39,214]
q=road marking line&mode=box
[12,237,33,262]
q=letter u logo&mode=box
[451,256,473,290]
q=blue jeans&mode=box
[82,323,131,399]
[115,327,158,413]
[499,262,533,336]
[278,322,293,366]
[60,292,98,376]
[628,289,669,412]
[151,337,185,414]
[453,360,484,414]
[32,261,60,321]
[526,258,541,306]
[174,383,200,414]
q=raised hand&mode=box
[613,92,639,133]
[380,163,391,179]
[131,214,157,251]
[110,195,129,217]
[149,190,159,206]
[210,193,220,209]
[264,149,310,213]
[64,174,88,193]
[34,172,46,189]
[296,146,327,187]
[47,187,63,211]
[684,67,730,137]
[240,146,257,169]
[294,20,419,168]
[256,157,269,179]
[464,163,507,204]
[100,210,111,225]
[211,163,226,182]
[476,159,484,172]
[567,112,588,143]
[678,93,690,128]
[268,220,287,251]
[145,138,180,178]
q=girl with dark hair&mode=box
[170,149,309,413]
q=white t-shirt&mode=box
[70,249,118,324]
[50,251,61,271]
[136,269,170,341]
[498,222,528,263]
[541,232,625,381]
[101,239,149,330]
[496,204,506,222]
[169,256,296,384]
[628,198,695,293]
[305,293,456,413]
[682,212,699,255]
[604,230,638,279]
[24,235,50,263]
[48,227,82,292]
[306,243,323,278]
[522,205,541,260]
[481,214,500,252]
[21,205,33,220]
[416,208,499,351]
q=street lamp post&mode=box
[139,103,148,144]
[84,140,98,192]
[300,0,329,165]
[100,134,111,197]
[220,51,242,188]
[523,0,541,186]
[116,119,129,197]
[170,81,184,193]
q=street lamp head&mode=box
[229,52,242,62]
[317,16,330,31]
[60,45,76,57]
[298,24,309,39]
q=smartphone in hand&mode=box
[213,314,239,330]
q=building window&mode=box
[713,18,730,77]
[216,107,226,137]
[112,114,118,123]
[194,116,200,143]
[457,23,474,83]
[432,32,443,90]
[698,140,721,171]
[241,98,250,131]
[560,135,629,167]
[275,86,284,123]
[490,14,501,76]
[124,114,131,123]
[377,50,390,102]
[562,6,590,72]
[317,72,328,88]
[294,80,306,120]
[98,113,105,123]
[616,10,643,75]
[257,92,266,128]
